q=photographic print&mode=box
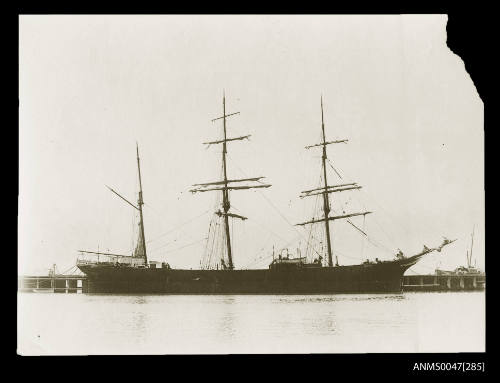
[18,14,485,355]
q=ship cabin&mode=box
[148,260,171,269]
[76,251,169,269]
[269,255,323,271]
[76,252,145,267]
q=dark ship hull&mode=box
[78,254,423,294]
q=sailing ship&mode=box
[77,95,455,293]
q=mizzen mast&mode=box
[296,97,371,267]
[104,143,148,264]
[191,93,271,270]
[136,143,148,264]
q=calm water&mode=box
[17,292,485,354]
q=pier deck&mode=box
[18,275,88,293]
[402,274,485,292]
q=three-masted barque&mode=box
[77,95,455,293]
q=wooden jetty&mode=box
[18,274,88,293]
[402,273,485,292]
[18,265,88,293]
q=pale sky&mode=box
[19,15,484,275]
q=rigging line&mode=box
[352,230,394,255]
[331,195,395,255]
[257,187,322,258]
[58,265,71,275]
[331,248,366,261]
[243,242,277,268]
[59,264,77,275]
[148,237,186,253]
[326,208,393,257]
[203,220,214,269]
[244,253,273,269]
[163,238,207,256]
[231,205,291,244]
[142,201,165,216]
[242,218,247,267]
[326,158,391,243]
[202,220,214,269]
[305,169,321,256]
[231,215,235,263]
[306,179,323,259]
[346,218,387,251]
[360,215,366,259]
[240,233,277,268]
[212,217,221,268]
[327,158,343,180]
[416,262,439,271]
[358,192,397,247]
[367,213,399,251]
[226,154,322,258]
[406,268,419,275]
[146,210,211,244]
[210,220,220,268]
[332,161,410,242]
[131,208,135,254]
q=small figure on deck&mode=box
[395,249,405,260]
[422,245,430,254]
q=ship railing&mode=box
[76,252,146,267]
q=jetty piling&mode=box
[18,275,88,293]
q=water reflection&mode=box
[277,294,406,303]
[132,309,147,335]
[220,296,236,305]
[216,297,237,340]
[133,296,148,305]
[306,314,337,335]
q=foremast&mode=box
[221,94,234,270]
[191,93,271,270]
[319,97,334,266]
[297,97,371,267]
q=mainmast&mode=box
[191,93,271,270]
[296,97,371,267]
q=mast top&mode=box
[320,95,324,123]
